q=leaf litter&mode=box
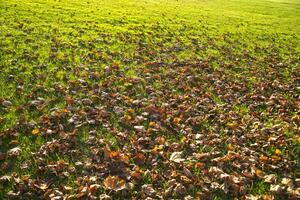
[0,1,300,199]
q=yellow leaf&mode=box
[274,149,281,155]
[227,144,234,151]
[32,129,40,135]
[152,145,163,152]
[128,99,134,104]
[173,117,181,124]
[124,115,132,121]
[227,122,239,129]
[127,108,134,113]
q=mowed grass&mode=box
[0,0,300,199]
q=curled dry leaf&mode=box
[7,147,21,157]
[141,184,156,197]
[270,184,284,194]
[184,195,194,200]
[99,194,111,200]
[183,167,194,179]
[134,126,145,132]
[170,151,185,163]
[173,183,186,195]
[7,191,19,199]
[287,187,300,198]
[34,183,48,190]
[264,174,277,183]
[281,178,293,186]
[89,184,101,194]
[2,100,12,107]
[244,194,259,200]
[0,175,11,184]
[103,176,126,191]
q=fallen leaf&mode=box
[264,174,277,183]
[89,184,101,194]
[195,162,205,169]
[274,149,281,155]
[103,176,126,191]
[141,184,156,197]
[99,194,111,200]
[270,184,284,194]
[32,128,40,135]
[0,175,11,184]
[170,151,185,163]
[7,147,21,157]
[173,117,181,124]
[134,153,146,165]
[2,100,12,107]
[149,121,156,127]
[174,183,186,195]
[244,194,259,200]
[134,126,145,132]
[281,177,293,186]
[255,169,264,178]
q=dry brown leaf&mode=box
[103,176,126,191]
[141,184,156,197]
[174,183,186,195]
[89,184,101,194]
[270,184,284,194]
[264,174,277,183]
[134,153,146,165]
[7,147,21,157]
[281,177,293,186]
[99,194,111,200]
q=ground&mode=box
[0,0,300,199]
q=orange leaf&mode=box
[255,169,264,178]
[149,121,156,127]
[109,151,120,159]
[173,117,181,124]
[259,154,269,162]
[195,162,205,169]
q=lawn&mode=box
[0,0,300,199]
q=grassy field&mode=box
[0,0,300,199]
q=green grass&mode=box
[0,0,300,199]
